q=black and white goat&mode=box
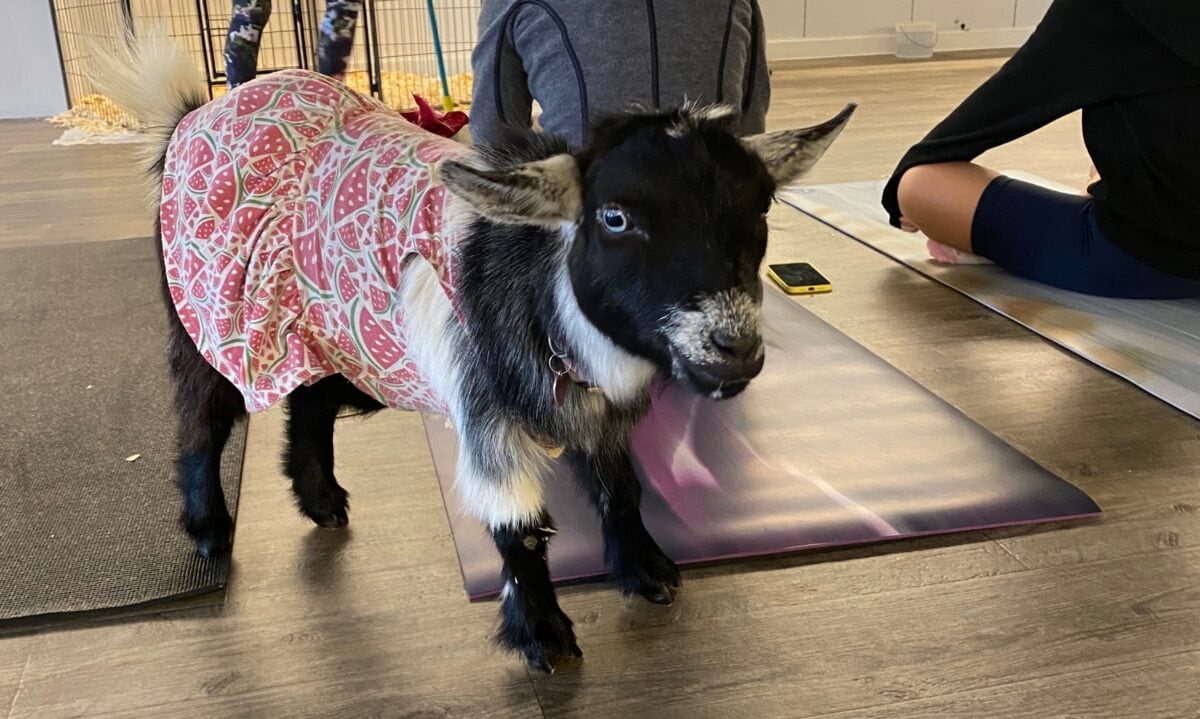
[94,33,853,671]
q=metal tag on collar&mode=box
[548,335,574,407]
[552,373,569,407]
[548,352,571,407]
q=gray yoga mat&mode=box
[0,237,245,623]
[780,172,1200,421]
[426,288,1100,599]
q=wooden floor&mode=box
[4,53,1200,718]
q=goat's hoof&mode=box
[499,606,582,674]
[616,550,682,605]
[314,511,349,529]
[642,584,678,606]
[195,535,229,558]
[186,515,233,558]
[299,486,350,528]
[525,637,584,675]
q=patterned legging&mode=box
[225,0,363,88]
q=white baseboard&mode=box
[766,27,1035,62]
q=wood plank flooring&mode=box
[2,52,1198,718]
[0,124,151,249]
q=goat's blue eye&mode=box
[600,207,631,234]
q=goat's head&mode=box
[439,103,855,399]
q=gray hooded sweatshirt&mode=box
[469,0,770,148]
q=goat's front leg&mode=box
[567,446,681,605]
[458,430,580,672]
[493,511,581,672]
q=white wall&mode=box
[760,0,1052,60]
[1014,0,1053,26]
[0,1,68,119]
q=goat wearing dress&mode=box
[91,32,854,672]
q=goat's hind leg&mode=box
[168,323,246,557]
[283,376,382,528]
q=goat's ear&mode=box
[436,154,582,226]
[741,103,857,187]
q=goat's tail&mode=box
[84,28,209,209]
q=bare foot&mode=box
[926,238,993,265]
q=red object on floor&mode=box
[402,94,469,138]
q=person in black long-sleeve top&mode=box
[882,0,1200,299]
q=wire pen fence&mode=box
[48,0,482,128]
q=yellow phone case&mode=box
[767,267,832,295]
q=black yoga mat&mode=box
[0,237,245,623]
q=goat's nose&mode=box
[710,329,762,364]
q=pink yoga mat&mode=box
[425,289,1099,599]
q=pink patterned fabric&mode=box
[160,70,470,414]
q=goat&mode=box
[91,33,853,672]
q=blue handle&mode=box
[425,0,453,110]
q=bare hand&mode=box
[1083,164,1099,196]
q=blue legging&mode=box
[971,176,1200,299]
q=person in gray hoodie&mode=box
[469,0,770,148]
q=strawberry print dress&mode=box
[160,69,471,414]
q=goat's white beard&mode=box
[665,289,763,365]
[664,289,764,400]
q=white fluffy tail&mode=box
[84,28,209,208]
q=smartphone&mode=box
[767,262,832,295]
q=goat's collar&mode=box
[547,334,600,407]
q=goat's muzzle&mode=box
[675,329,765,400]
